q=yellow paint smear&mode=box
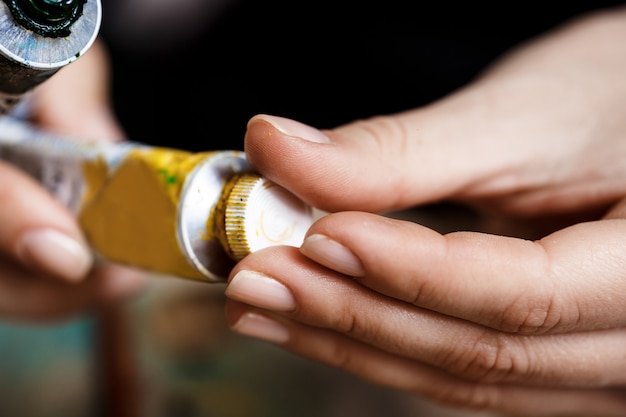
[78,147,215,280]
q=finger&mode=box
[226,303,626,417]
[0,161,93,282]
[244,112,472,213]
[29,39,126,141]
[0,259,146,321]
[225,246,626,387]
[298,211,626,335]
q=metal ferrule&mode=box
[0,0,101,113]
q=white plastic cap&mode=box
[224,174,314,260]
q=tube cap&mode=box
[223,174,314,260]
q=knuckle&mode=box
[345,116,412,178]
[348,115,408,147]
[491,242,571,335]
[329,303,386,347]
[440,332,532,384]
[332,304,360,336]
[498,286,563,335]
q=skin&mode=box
[0,40,145,322]
[224,6,626,417]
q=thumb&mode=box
[244,108,516,213]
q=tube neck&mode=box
[3,0,87,37]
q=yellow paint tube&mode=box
[0,116,314,282]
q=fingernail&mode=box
[225,270,296,311]
[300,234,365,277]
[231,312,290,344]
[17,229,93,282]
[250,114,331,144]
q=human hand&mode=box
[0,40,145,322]
[224,6,626,417]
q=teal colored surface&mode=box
[0,317,95,370]
[0,316,97,417]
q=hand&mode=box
[0,40,145,322]
[224,6,626,417]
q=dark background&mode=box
[99,1,625,152]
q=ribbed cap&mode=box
[223,174,313,260]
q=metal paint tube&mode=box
[0,0,101,114]
[0,116,314,282]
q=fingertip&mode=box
[244,113,331,180]
[244,114,342,210]
[300,233,365,277]
[247,114,331,144]
[16,228,93,282]
[246,114,379,214]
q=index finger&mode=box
[299,211,626,334]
